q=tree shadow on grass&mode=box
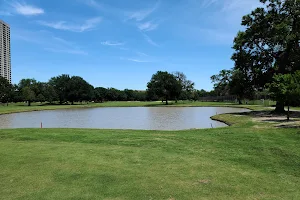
[276,124,300,129]
[232,110,300,128]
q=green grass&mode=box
[0,101,268,115]
[0,113,300,199]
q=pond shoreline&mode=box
[0,106,250,130]
[0,101,258,116]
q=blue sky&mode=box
[0,0,260,90]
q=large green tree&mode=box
[49,74,71,104]
[18,79,37,106]
[147,71,182,105]
[211,70,232,96]
[232,0,300,112]
[268,71,300,120]
[173,72,195,101]
[22,87,36,106]
[94,87,108,102]
[0,77,13,105]
[67,76,94,104]
[229,69,254,104]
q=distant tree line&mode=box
[1,71,216,106]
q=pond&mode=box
[0,107,249,130]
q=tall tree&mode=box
[94,87,108,102]
[18,79,37,106]
[229,69,254,104]
[147,71,182,105]
[67,76,93,104]
[268,71,300,120]
[22,87,36,106]
[211,70,232,96]
[0,77,13,105]
[49,74,71,104]
[43,84,58,104]
[173,72,195,100]
[232,0,300,112]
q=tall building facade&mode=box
[0,20,11,83]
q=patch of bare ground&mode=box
[250,111,300,128]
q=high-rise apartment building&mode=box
[0,20,11,83]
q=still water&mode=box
[0,107,249,130]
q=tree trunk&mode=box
[275,101,285,113]
[28,101,31,106]
[59,99,63,105]
[238,99,242,105]
[71,101,74,105]
[6,101,8,106]
[287,104,290,121]
[165,99,168,105]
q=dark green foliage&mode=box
[268,71,300,119]
[0,77,13,104]
[232,0,300,111]
[173,72,195,100]
[49,74,70,104]
[211,70,232,96]
[67,76,94,104]
[147,71,182,105]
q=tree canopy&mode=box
[232,0,300,111]
[147,71,182,105]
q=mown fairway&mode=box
[1,115,299,199]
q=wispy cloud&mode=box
[11,2,44,16]
[120,57,150,63]
[119,47,130,51]
[38,17,102,32]
[85,0,103,10]
[173,0,261,45]
[138,21,158,32]
[12,30,88,55]
[45,48,87,55]
[201,0,218,8]
[126,1,159,22]
[136,52,149,57]
[0,11,13,16]
[143,34,159,47]
[101,41,125,46]
[84,0,124,18]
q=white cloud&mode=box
[38,17,102,32]
[11,2,44,16]
[143,34,159,47]
[126,2,159,22]
[101,41,125,46]
[138,21,158,32]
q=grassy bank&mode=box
[0,113,300,199]
[0,101,268,115]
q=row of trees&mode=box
[1,71,203,106]
[0,75,148,106]
[211,0,300,113]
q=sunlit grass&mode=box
[0,113,299,199]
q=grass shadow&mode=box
[232,110,300,126]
